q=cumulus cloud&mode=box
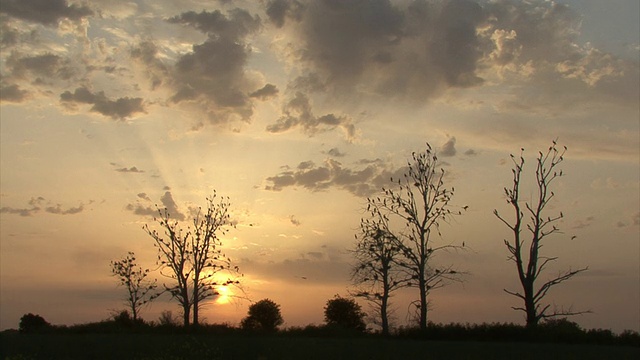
[266,92,356,141]
[60,87,145,120]
[160,8,262,125]
[0,0,93,26]
[265,158,406,197]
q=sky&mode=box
[0,0,638,333]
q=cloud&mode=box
[158,8,262,125]
[325,148,346,157]
[0,0,93,26]
[440,137,457,157]
[572,216,595,230]
[249,84,279,100]
[60,87,145,120]
[6,53,76,82]
[0,196,88,216]
[265,158,406,197]
[126,191,185,221]
[266,92,356,141]
[0,83,30,103]
[289,215,301,226]
[115,166,144,173]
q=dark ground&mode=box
[2,333,639,360]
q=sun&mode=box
[216,285,231,305]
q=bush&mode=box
[324,295,366,332]
[19,313,50,333]
[241,299,284,332]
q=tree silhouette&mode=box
[143,192,241,327]
[110,251,158,322]
[494,140,588,327]
[241,298,284,332]
[19,313,50,333]
[351,225,403,335]
[364,143,466,330]
[324,295,366,331]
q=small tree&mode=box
[324,295,366,332]
[241,298,284,332]
[494,140,588,327]
[110,251,158,322]
[19,313,50,333]
[364,143,466,330]
[351,225,403,336]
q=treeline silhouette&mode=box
[12,311,640,347]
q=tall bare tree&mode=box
[143,192,241,327]
[352,217,403,335]
[494,140,588,327]
[190,192,239,326]
[365,144,466,330]
[110,251,158,322]
[144,208,192,326]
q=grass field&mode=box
[2,333,639,360]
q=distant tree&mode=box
[158,310,179,327]
[324,295,366,332]
[110,251,158,322]
[364,143,466,330]
[494,140,588,327]
[143,192,241,327]
[241,298,284,332]
[19,313,50,332]
[351,225,403,336]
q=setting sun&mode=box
[216,286,231,305]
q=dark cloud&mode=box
[266,0,304,28]
[0,196,88,216]
[126,191,185,221]
[249,83,279,100]
[115,166,144,173]
[6,53,75,82]
[265,158,406,197]
[0,83,29,103]
[60,87,145,120]
[160,8,261,125]
[266,92,356,141]
[440,137,457,157]
[239,253,350,285]
[0,0,93,26]
[464,149,478,156]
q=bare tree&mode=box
[352,219,403,335]
[144,209,192,326]
[365,144,466,330]
[190,192,240,326]
[143,192,241,327]
[494,140,588,327]
[110,251,158,322]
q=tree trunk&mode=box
[524,280,537,328]
[419,276,428,330]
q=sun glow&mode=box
[216,285,231,304]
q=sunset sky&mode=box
[1,0,638,333]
